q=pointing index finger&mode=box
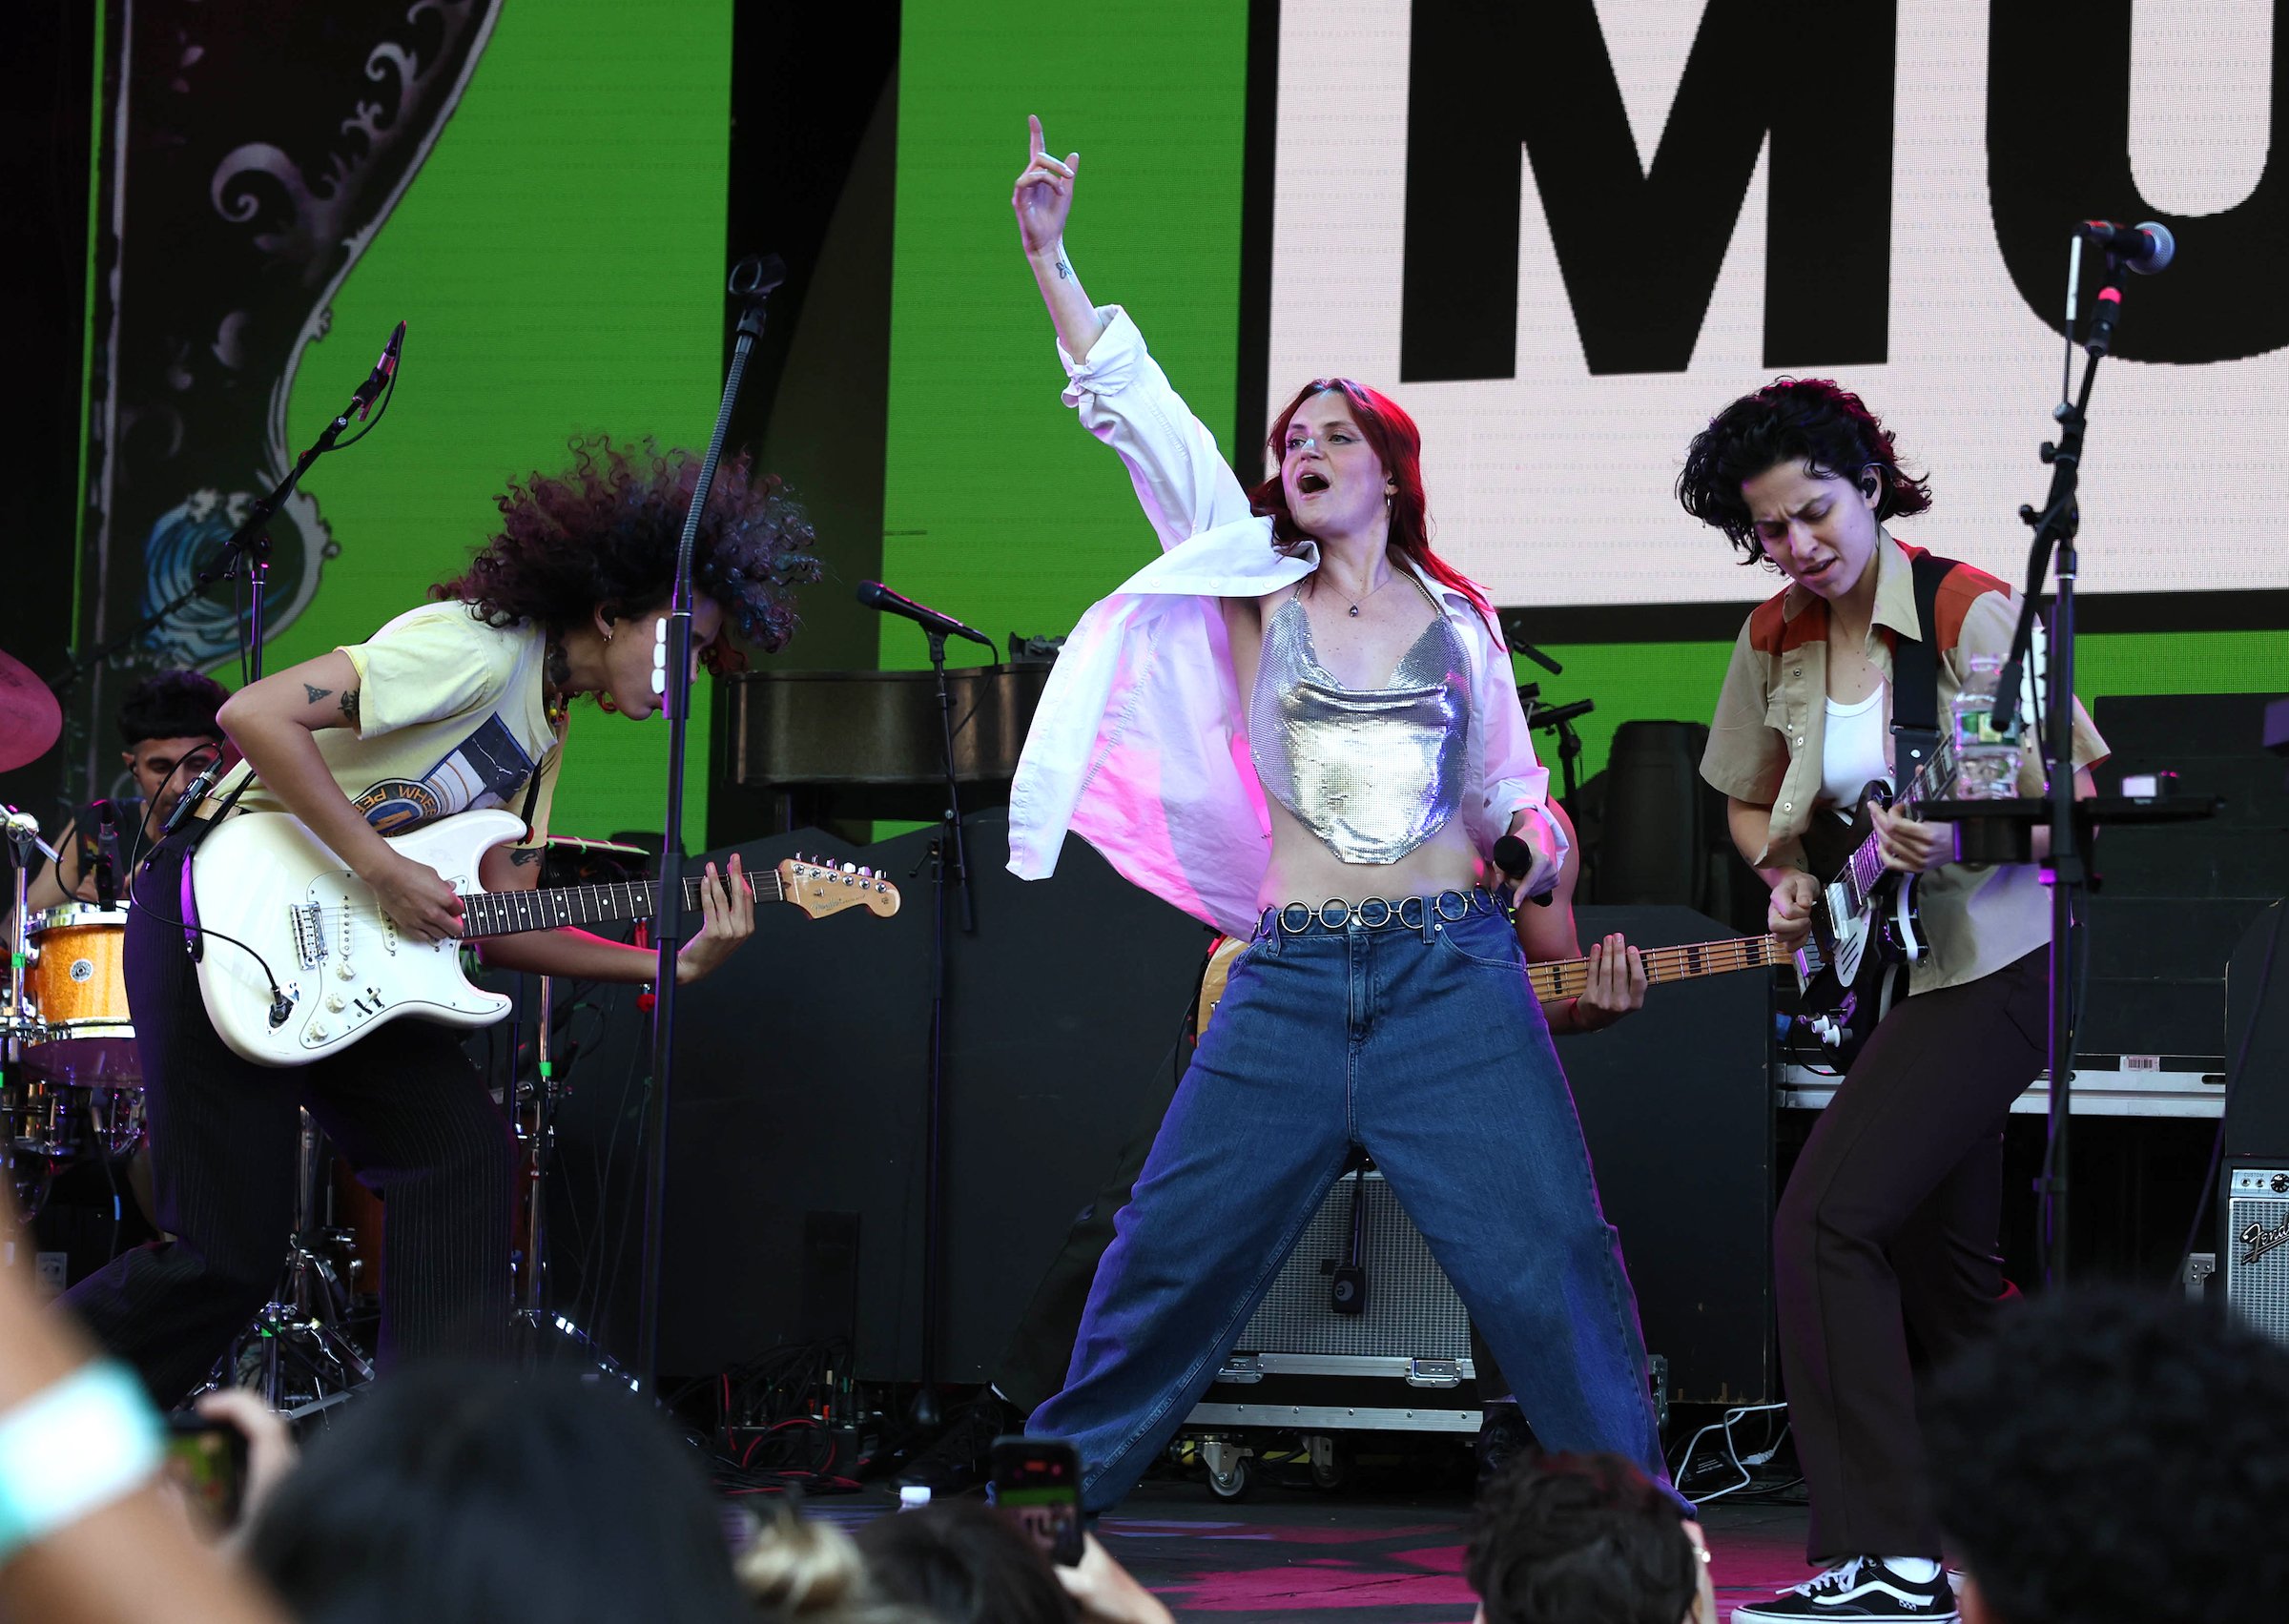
[1028,113,1046,160]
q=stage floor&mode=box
[816,1478,1818,1622]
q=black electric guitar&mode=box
[1790,729,1960,1066]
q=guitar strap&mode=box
[516,762,545,843]
[1888,551,1954,789]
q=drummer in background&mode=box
[19,670,230,915]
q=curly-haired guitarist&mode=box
[65,438,819,1403]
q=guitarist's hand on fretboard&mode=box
[1768,872,1819,949]
[1570,933,1648,1033]
[672,855,759,987]
[1867,798,1951,874]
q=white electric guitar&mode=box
[186,809,899,1067]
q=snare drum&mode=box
[23,904,140,1087]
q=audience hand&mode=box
[192,1388,299,1548]
[1054,1533,1175,1624]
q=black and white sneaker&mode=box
[1730,1556,1959,1621]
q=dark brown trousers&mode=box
[1776,945,2048,1562]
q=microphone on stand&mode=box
[856,581,998,651]
[93,799,124,909]
[344,320,407,421]
[2077,220,2176,274]
[158,753,227,840]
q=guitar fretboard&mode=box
[1528,935,1784,1003]
[458,870,789,940]
[1832,731,1959,916]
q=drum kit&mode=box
[1,649,148,1192]
[3,644,386,1409]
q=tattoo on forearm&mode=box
[340,689,360,724]
[303,683,332,704]
[509,847,543,867]
[1055,259,1071,280]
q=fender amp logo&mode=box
[2238,1215,2289,1269]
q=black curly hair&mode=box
[1927,1288,2289,1624]
[1675,379,1932,565]
[434,435,821,673]
[1466,1452,1699,1624]
[117,668,229,746]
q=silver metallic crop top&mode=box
[1247,579,1471,864]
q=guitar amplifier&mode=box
[1185,1170,1482,1437]
[2225,1166,2289,1346]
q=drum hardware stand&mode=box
[515,972,556,1334]
[3,810,55,1218]
[505,972,634,1388]
[226,1108,374,1407]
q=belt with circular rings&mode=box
[1251,886,1501,939]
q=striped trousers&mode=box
[62,838,516,1405]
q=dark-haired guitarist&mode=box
[64,439,816,1403]
[1678,380,2104,1623]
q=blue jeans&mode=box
[1029,902,1671,1511]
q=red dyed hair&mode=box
[1247,378,1496,627]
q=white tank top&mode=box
[1820,685,1894,807]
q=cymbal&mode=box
[0,647,62,772]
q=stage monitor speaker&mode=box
[1231,1170,1470,1366]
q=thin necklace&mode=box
[1322,571,1393,618]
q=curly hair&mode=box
[434,435,822,672]
[1675,379,1932,565]
[1466,1451,1699,1624]
[1927,1288,2289,1624]
[117,668,229,746]
[1248,378,1498,630]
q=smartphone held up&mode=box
[989,1434,1083,1567]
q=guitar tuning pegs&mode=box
[841,861,856,874]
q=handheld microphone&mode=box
[2077,220,2176,274]
[856,581,998,651]
[1492,834,1556,908]
[346,319,407,421]
[93,799,124,909]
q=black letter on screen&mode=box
[1402,0,1895,379]
[1990,0,2289,362]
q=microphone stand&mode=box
[1523,693,1595,809]
[635,256,783,1395]
[46,350,397,695]
[1984,247,2130,1287]
[915,622,978,1428]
